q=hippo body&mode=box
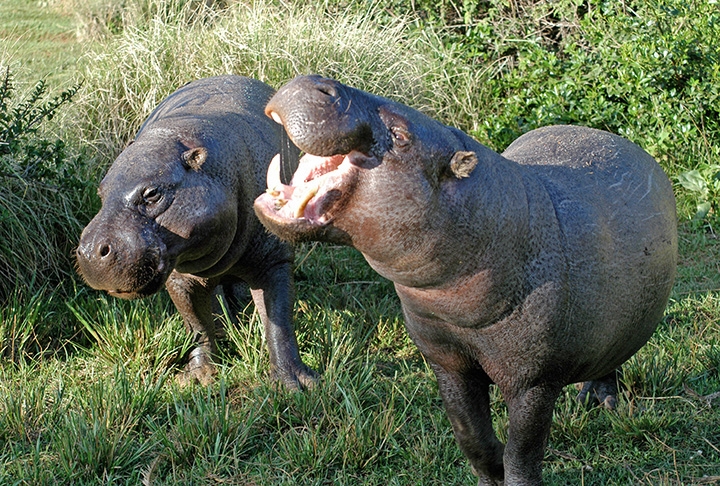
[254,75,677,484]
[76,75,315,389]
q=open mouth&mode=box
[255,102,379,240]
[262,144,368,225]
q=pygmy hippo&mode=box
[76,75,316,390]
[254,75,677,484]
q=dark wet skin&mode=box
[76,75,316,390]
[254,75,678,484]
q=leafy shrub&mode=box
[0,68,82,187]
[452,0,719,221]
[0,67,89,302]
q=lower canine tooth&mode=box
[295,186,318,218]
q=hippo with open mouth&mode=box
[76,75,316,389]
[254,75,677,484]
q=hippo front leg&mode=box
[249,261,317,390]
[165,271,218,386]
[431,364,505,485]
[502,384,563,485]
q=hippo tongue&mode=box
[266,152,348,221]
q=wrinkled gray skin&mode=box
[76,75,316,389]
[254,75,677,485]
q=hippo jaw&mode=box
[254,147,374,244]
[254,76,387,244]
[105,256,171,300]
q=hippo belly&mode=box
[507,125,677,380]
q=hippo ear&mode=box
[448,151,478,179]
[182,147,208,171]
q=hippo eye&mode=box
[391,127,411,148]
[143,186,162,204]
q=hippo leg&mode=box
[165,272,218,386]
[249,261,318,390]
[502,384,562,485]
[212,281,251,338]
[576,369,619,410]
[435,367,505,485]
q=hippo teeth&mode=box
[264,151,360,222]
[266,152,342,217]
[294,184,319,218]
[269,111,283,124]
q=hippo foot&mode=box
[176,348,218,387]
[471,465,504,486]
[271,362,319,391]
[575,377,618,410]
[476,479,504,486]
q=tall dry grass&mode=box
[63,0,487,166]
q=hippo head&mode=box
[77,130,237,299]
[254,75,480,253]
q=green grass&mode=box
[2,240,719,485]
[1,0,719,484]
[0,0,81,87]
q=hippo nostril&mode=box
[98,244,111,258]
[315,81,337,98]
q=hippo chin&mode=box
[77,75,316,390]
[254,75,677,484]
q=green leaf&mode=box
[694,201,712,220]
[677,170,708,195]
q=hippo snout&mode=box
[265,75,374,157]
[76,233,113,265]
[76,215,171,299]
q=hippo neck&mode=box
[360,147,533,292]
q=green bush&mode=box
[0,66,89,302]
[0,68,82,186]
[443,0,719,221]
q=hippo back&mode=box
[138,75,281,196]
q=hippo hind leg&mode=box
[576,369,619,410]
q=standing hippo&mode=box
[254,75,677,484]
[76,75,316,390]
